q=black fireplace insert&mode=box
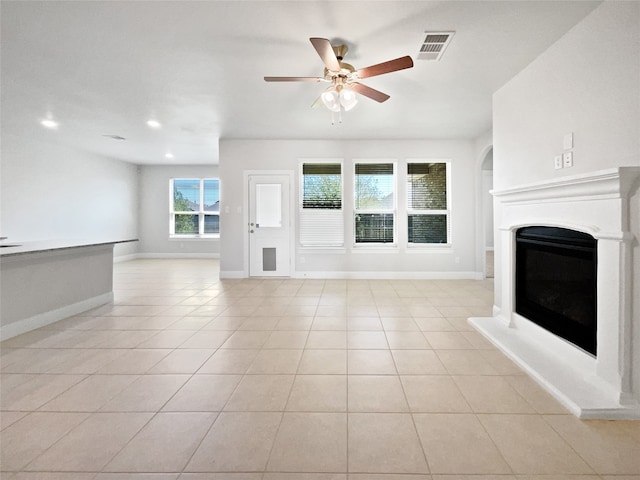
[515,226,597,355]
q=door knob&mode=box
[250,229,254,233]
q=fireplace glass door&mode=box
[515,226,597,355]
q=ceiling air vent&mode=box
[418,32,454,61]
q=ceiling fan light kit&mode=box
[264,37,413,123]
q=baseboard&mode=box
[219,270,482,280]
[120,253,220,261]
[0,292,114,341]
[485,247,495,252]
[219,270,246,279]
[293,270,482,280]
[113,253,138,263]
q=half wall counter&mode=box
[0,239,138,340]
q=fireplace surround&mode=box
[470,167,640,419]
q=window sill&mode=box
[169,235,220,241]
[352,245,399,253]
[406,244,453,253]
[298,246,346,254]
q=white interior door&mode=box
[249,174,291,276]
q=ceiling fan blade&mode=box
[264,76,324,82]
[356,55,414,79]
[310,37,341,72]
[311,96,324,109]
[350,82,390,103]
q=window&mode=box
[299,162,343,246]
[354,162,395,244]
[171,178,220,237]
[407,162,450,244]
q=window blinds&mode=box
[300,163,344,247]
[355,163,394,211]
[302,163,342,209]
[407,162,447,210]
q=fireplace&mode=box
[515,226,597,355]
[469,167,640,419]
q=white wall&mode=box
[493,1,640,191]
[219,139,478,278]
[492,1,640,325]
[1,134,139,258]
[481,170,494,249]
[138,164,220,257]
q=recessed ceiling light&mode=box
[40,119,59,129]
[146,119,161,129]
[165,152,174,159]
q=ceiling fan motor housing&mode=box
[326,45,356,82]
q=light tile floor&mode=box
[1,259,639,479]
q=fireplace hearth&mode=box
[515,226,597,355]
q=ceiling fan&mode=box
[264,37,414,113]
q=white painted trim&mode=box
[136,253,220,259]
[114,254,138,263]
[219,270,246,279]
[484,247,495,252]
[219,270,482,280]
[293,270,482,280]
[469,316,640,419]
[168,236,220,241]
[298,247,347,254]
[0,292,114,341]
[492,166,640,204]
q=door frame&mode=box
[474,145,494,279]
[243,170,296,277]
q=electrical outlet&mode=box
[554,155,564,169]
[563,151,573,168]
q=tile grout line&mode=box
[386,326,433,476]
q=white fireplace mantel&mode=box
[470,167,640,419]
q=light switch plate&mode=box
[563,151,573,167]
[554,155,564,169]
[564,132,574,150]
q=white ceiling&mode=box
[1,1,600,165]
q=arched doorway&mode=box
[480,148,494,278]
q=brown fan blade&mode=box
[310,37,341,72]
[356,56,414,79]
[264,76,324,82]
[350,82,390,103]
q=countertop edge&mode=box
[0,239,139,257]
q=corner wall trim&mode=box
[0,292,114,341]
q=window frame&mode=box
[170,178,220,239]
[406,160,451,248]
[298,159,345,248]
[353,160,397,247]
